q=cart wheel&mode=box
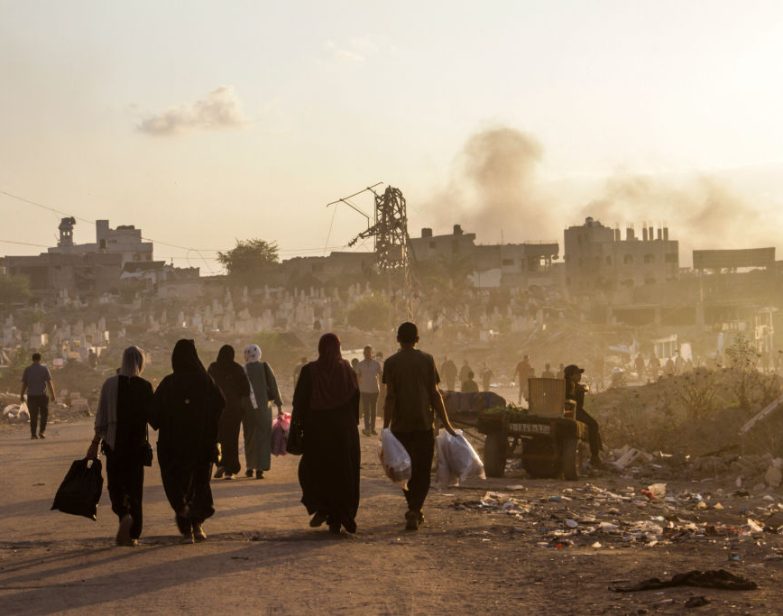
[561,437,579,480]
[483,431,507,478]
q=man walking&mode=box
[513,355,534,405]
[383,322,457,531]
[20,353,56,439]
[440,356,457,391]
[356,345,382,436]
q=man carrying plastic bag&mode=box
[382,322,457,531]
[436,429,486,488]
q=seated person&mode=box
[564,364,603,467]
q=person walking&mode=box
[480,364,494,391]
[292,333,360,535]
[86,346,153,546]
[458,360,472,386]
[20,352,56,439]
[513,355,534,404]
[242,344,283,479]
[542,363,555,379]
[440,356,457,391]
[355,345,382,436]
[150,339,224,542]
[383,322,457,531]
[208,345,251,480]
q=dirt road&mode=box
[1,420,781,615]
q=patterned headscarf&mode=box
[244,344,262,364]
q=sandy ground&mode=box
[1,419,782,615]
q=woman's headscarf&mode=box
[171,339,207,375]
[216,345,235,366]
[120,346,144,377]
[244,344,262,364]
[310,333,358,410]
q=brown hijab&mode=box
[310,333,358,410]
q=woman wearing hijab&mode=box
[208,345,251,480]
[242,344,283,480]
[86,346,153,546]
[150,339,224,542]
[292,333,360,534]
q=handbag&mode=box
[142,425,153,467]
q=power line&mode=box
[0,189,369,261]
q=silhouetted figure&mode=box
[440,356,458,391]
[383,322,457,531]
[87,346,153,546]
[151,339,224,543]
[20,352,56,439]
[208,345,251,480]
[292,333,360,535]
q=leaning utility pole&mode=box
[328,184,414,318]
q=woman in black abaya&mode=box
[292,333,360,534]
[150,339,224,542]
[208,345,250,480]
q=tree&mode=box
[217,239,279,281]
[0,274,32,305]
[726,335,761,410]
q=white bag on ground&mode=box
[379,428,412,490]
[436,429,486,487]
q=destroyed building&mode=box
[2,218,197,297]
[564,217,679,293]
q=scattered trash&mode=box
[684,595,710,608]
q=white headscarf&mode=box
[244,344,262,364]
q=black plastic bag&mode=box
[51,459,104,521]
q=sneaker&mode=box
[341,516,357,534]
[193,523,207,542]
[245,469,254,478]
[405,510,419,531]
[31,434,38,440]
[214,467,225,479]
[224,474,236,480]
[38,433,46,439]
[116,514,133,546]
[255,470,264,480]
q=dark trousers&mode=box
[28,395,48,436]
[577,408,602,459]
[360,392,379,432]
[392,429,434,513]
[105,452,145,539]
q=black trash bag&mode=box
[51,459,104,520]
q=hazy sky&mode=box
[2,0,783,270]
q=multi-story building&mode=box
[48,218,153,265]
[564,217,679,294]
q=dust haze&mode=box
[427,126,778,257]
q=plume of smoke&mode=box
[426,125,775,260]
[425,127,558,242]
[581,175,767,254]
[138,86,247,136]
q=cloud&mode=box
[324,36,383,64]
[137,86,247,136]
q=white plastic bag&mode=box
[436,429,485,487]
[379,428,412,490]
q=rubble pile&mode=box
[450,481,783,555]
